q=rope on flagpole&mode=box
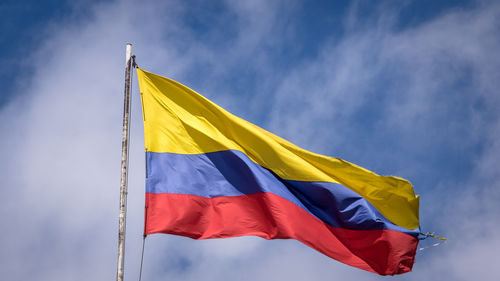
[130,54,147,281]
[132,55,138,69]
[138,235,147,281]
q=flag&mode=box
[136,68,420,275]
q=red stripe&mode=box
[145,192,417,275]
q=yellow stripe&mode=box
[137,68,420,230]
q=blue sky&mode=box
[1,0,499,280]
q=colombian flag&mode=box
[137,69,420,275]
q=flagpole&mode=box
[116,43,132,281]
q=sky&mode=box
[1,0,499,280]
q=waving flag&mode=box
[137,68,420,275]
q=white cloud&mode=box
[270,1,500,280]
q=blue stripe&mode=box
[146,150,419,236]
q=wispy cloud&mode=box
[271,1,500,280]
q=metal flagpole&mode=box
[116,43,133,281]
